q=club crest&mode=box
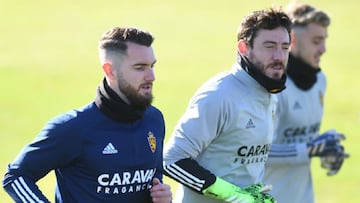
[147,131,156,153]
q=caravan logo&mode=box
[235,144,270,164]
[96,168,156,194]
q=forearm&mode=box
[267,143,310,165]
[3,173,50,203]
[163,158,216,193]
[164,158,275,203]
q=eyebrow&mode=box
[263,41,290,46]
[313,35,326,40]
[133,59,157,67]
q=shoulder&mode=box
[202,71,241,91]
[145,106,163,116]
[317,71,327,84]
[184,72,254,120]
[42,102,100,136]
[144,106,165,122]
[195,71,249,102]
[49,102,97,123]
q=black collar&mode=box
[95,78,146,123]
[287,54,321,90]
[239,55,287,94]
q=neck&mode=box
[287,54,320,90]
[239,55,286,94]
[95,78,146,123]
[104,78,130,105]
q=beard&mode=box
[248,52,285,80]
[117,76,153,109]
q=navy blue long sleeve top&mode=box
[3,102,165,203]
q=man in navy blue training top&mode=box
[2,26,172,203]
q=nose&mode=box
[273,47,286,61]
[319,43,326,55]
[145,68,155,82]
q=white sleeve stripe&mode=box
[19,177,45,203]
[11,183,28,203]
[269,145,298,157]
[165,166,203,190]
[13,180,34,203]
[164,163,205,191]
[164,166,202,191]
[270,146,296,152]
[168,163,205,184]
[269,154,297,157]
[11,177,45,203]
[270,148,296,153]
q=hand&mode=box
[150,178,172,203]
[320,146,350,176]
[320,129,346,142]
[203,177,276,203]
[307,130,345,157]
[243,184,272,193]
[243,184,276,203]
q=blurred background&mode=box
[1,0,359,202]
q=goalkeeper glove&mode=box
[307,130,345,157]
[243,184,274,203]
[320,145,350,176]
[203,177,276,203]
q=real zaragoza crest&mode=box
[147,131,156,153]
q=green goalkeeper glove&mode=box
[203,177,276,203]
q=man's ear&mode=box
[290,31,296,49]
[237,40,249,56]
[102,63,116,80]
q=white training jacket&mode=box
[164,63,278,203]
[263,71,326,203]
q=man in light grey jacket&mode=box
[163,7,292,203]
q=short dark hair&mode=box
[237,8,292,47]
[99,27,154,54]
[286,3,330,28]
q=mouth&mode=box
[269,64,284,73]
[140,83,152,93]
[271,65,283,70]
[267,63,285,79]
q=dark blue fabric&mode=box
[3,102,165,203]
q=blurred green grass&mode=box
[1,0,359,202]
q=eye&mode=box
[264,43,275,49]
[313,37,325,45]
[282,45,290,50]
[134,65,146,71]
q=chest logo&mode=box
[147,131,156,153]
[102,143,118,154]
[293,101,302,110]
[245,118,255,129]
